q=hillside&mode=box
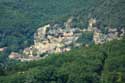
[6,17,124,61]
[0,39,125,83]
[0,0,125,52]
[0,0,125,83]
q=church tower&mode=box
[88,18,96,31]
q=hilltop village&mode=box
[8,17,125,61]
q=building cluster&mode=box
[8,17,125,61]
[93,28,125,44]
[9,52,41,61]
[83,18,125,44]
[23,17,82,58]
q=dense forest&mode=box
[0,39,125,83]
[0,0,125,52]
[0,0,125,83]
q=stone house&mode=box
[93,29,105,44]
[87,18,96,32]
[0,47,6,52]
[9,52,22,60]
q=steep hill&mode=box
[0,0,125,52]
[0,39,125,83]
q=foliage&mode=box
[0,39,124,83]
[0,0,125,52]
[0,0,125,82]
